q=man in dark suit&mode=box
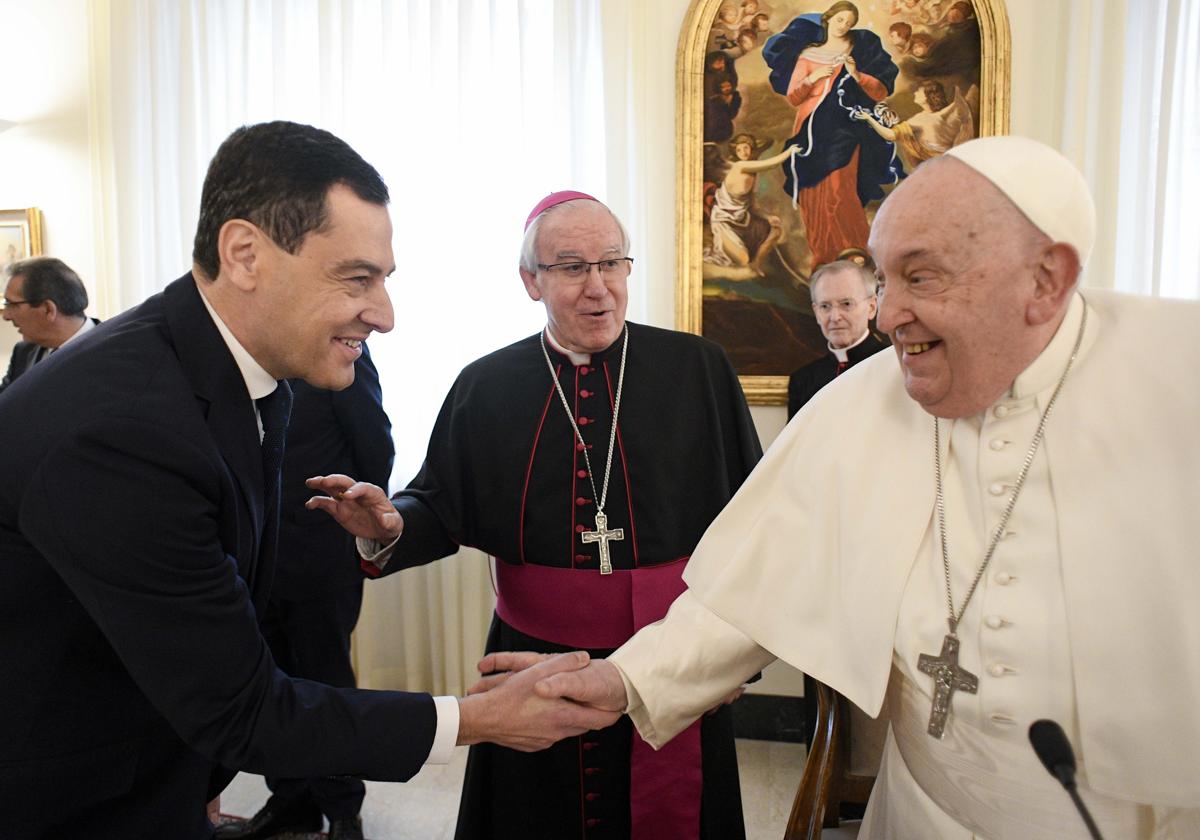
[787,259,889,419]
[1,257,98,392]
[221,345,393,840]
[0,120,616,840]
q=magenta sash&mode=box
[494,558,702,840]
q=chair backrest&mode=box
[784,680,886,840]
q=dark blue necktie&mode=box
[256,381,293,566]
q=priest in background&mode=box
[518,137,1200,839]
[787,258,889,419]
[308,192,762,840]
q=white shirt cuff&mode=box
[425,696,460,765]
[356,530,402,570]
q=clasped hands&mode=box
[458,652,627,752]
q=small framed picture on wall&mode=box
[0,208,45,273]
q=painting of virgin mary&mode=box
[763,1,904,266]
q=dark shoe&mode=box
[213,799,323,839]
[328,816,364,840]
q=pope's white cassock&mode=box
[609,144,1200,839]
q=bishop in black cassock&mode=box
[361,194,761,840]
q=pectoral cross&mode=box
[581,511,624,575]
[917,629,978,739]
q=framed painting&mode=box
[0,208,44,273]
[675,0,1010,404]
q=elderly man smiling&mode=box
[310,192,762,840]
[510,137,1200,839]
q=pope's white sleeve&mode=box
[609,589,776,749]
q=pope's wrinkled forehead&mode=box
[872,136,1096,270]
[869,156,1024,253]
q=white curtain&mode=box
[1112,0,1200,298]
[85,0,666,694]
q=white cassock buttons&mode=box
[988,663,1008,678]
[994,571,1014,585]
[994,405,1010,418]
[989,438,1007,451]
[988,482,1007,496]
[985,615,1005,629]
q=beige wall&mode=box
[0,0,94,361]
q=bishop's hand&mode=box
[304,474,403,543]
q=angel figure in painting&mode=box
[704,133,797,279]
[763,1,903,267]
[853,80,977,170]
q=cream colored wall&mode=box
[0,0,95,362]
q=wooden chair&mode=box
[784,679,885,840]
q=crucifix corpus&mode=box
[581,511,624,575]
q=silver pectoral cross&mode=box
[917,630,978,739]
[581,511,624,575]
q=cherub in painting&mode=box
[852,80,977,170]
[704,133,798,278]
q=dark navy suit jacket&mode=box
[0,275,434,839]
[0,318,101,394]
[275,344,393,600]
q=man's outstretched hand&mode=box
[305,474,402,543]
[458,652,625,752]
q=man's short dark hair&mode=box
[7,257,88,316]
[192,121,390,280]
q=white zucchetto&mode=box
[945,136,1096,267]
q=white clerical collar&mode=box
[196,281,279,401]
[60,316,95,347]
[1009,292,1090,400]
[544,326,591,367]
[829,329,871,363]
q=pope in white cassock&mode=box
[485,136,1200,839]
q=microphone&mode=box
[1028,719,1106,840]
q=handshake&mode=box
[456,652,629,752]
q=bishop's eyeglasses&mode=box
[812,297,870,315]
[1,298,34,311]
[537,257,634,282]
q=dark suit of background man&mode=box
[787,258,889,420]
[220,344,394,840]
[1,257,99,393]
[0,120,614,840]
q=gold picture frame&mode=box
[0,208,45,273]
[675,0,1010,404]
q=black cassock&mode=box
[383,322,762,840]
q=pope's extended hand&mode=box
[304,474,403,543]
[457,652,621,752]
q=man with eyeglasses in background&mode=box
[308,191,762,840]
[1,257,98,393]
[787,258,889,419]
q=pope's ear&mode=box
[1027,241,1079,327]
[217,219,265,291]
[520,267,543,302]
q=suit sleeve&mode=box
[17,415,436,781]
[0,343,31,394]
